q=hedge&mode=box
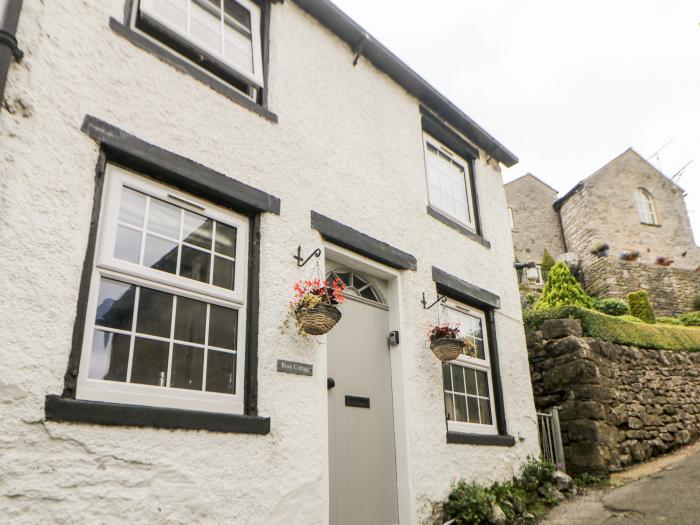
[523,307,700,352]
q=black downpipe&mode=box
[0,0,24,109]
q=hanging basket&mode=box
[296,304,342,335]
[430,338,463,362]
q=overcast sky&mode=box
[332,0,700,243]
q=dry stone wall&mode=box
[528,319,700,474]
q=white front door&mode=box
[327,269,399,525]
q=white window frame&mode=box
[75,164,249,414]
[635,188,659,225]
[423,132,477,232]
[442,301,498,435]
[135,0,264,91]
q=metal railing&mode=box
[537,407,566,472]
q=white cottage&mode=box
[0,0,539,523]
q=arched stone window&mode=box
[635,188,658,225]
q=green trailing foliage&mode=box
[679,311,700,327]
[657,316,683,326]
[443,457,558,524]
[627,290,656,324]
[593,297,629,317]
[573,473,610,488]
[534,262,593,311]
[523,307,700,351]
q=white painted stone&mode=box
[0,1,539,523]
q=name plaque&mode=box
[277,359,313,376]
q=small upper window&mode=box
[635,188,658,225]
[423,133,476,231]
[136,0,264,99]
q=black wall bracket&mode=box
[0,30,23,61]
[422,292,447,310]
[294,245,321,267]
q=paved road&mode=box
[544,443,700,524]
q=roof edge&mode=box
[290,0,519,167]
[505,173,559,194]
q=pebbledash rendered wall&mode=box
[0,1,538,523]
[528,319,700,475]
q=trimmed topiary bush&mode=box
[534,262,593,311]
[680,311,700,327]
[593,297,629,316]
[522,307,700,351]
[540,250,556,281]
[627,290,656,324]
[657,316,683,326]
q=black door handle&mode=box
[327,377,336,389]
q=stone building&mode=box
[506,148,700,315]
[0,1,539,523]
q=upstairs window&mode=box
[423,133,476,231]
[135,0,264,99]
[76,165,249,414]
[635,188,658,225]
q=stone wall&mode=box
[528,319,700,475]
[505,174,566,264]
[585,258,700,317]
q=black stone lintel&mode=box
[109,18,278,123]
[446,431,515,447]
[432,266,501,310]
[421,107,479,161]
[311,211,417,271]
[426,206,490,248]
[45,395,271,434]
[81,115,281,215]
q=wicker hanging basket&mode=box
[297,304,342,335]
[430,338,463,362]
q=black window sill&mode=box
[45,394,270,435]
[427,206,491,248]
[640,222,661,228]
[108,18,278,124]
[446,431,515,447]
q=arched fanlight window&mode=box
[635,188,658,225]
[325,270,387,306]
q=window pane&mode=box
[174,296,207,344]
[130,337,170,386]
[465,368,478,396]
[454,395,467,422]
[143,0,188,31]
[213,256,235,289]
[118,187,146,227]
[467,396,480,424]
[183,211,213,250]
[451,365,465,394]
[479,399,493,425]
[442,363,452,391]
[224,0,251,30]
[170,344,204,390]
[206,350,236,394]
[143,234,178,274]
[180,245,211,284]
[88,330,130,382]
[115,225,142,264]
[208,305,237,349]
[95,279,135,331]
[148,199,180,239]
[475,370,489,398]
[190,0,223,52]
[136,287,173,338]
[215,222,236,257]
[444,392,454,421]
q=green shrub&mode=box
[618,315,643,323]
[693,295,700,311]
[534,262,593,311]
[443,458,559,525]
[574,473,610,488]
[540,250,556,281]
[522,307,700,351]
[593,297,629,316]
[657,316,683,326]
[627,290,656,324]
[680,311,700,327]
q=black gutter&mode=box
[553,181,584,210]
[291,0,519,168]
[0,0,23,109]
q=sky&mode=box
[331,0,700,243]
